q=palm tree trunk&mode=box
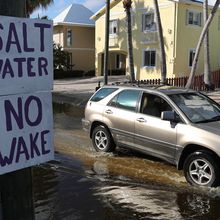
[153,0,167,84]
[185,0,220,89]
[203,0,212,88]
[123,0,135,82]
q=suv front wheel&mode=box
[92,126,115,152]
[183,151,220,187]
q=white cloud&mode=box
[83,0,105,12]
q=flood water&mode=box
[33,102,220,220]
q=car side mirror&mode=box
[161,111,179,122]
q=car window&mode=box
[108,90,140,112]
[169,93,220,123]
[140,93,172,118]
[90,88,118,102]
[108,94,118,107]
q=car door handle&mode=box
[136,117,146,123]
[105,109,113,114]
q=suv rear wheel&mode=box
[183,151,220,187]
[92,126,115,152]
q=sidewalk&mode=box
[52,76,128,106]
[53,76,220,106]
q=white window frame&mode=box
[109,20,118,36]
[66,29,72,46]
[189,49,196,67]
[142,12,156,32]
[142,49,156,68]
[186,10,202,27]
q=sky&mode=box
[31,0,105,19]
[31,0,217,20]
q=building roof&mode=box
[53,3,95,27]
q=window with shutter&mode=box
[142,12,156,32]
[109,20,118,35]
[66,29,72,46]
[186,10,202,27]
[143,50,156,67]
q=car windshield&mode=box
[168,93,220,123]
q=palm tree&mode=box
[123,0,135,82]
[0,0,25,17]
[153,0,167,84]
[26,0,54,17]
[185,0,220,89]
[0,0,53,18]
[203,0,212,89]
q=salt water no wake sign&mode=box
[0,16,53,95]
[0,16,54,174]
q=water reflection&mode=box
[32,101,220,219]
[177,193,220,220]
[33,152,220,220]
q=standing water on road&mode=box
[32,102,220,219]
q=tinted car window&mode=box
[91,88,118,102]
[140,93,172,117]
[109,90,140,112]
[108,95,117,107]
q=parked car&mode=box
[82,83,220,187]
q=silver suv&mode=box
[82,84,220,187]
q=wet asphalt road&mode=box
[32,100,220,220]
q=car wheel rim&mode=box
[189,159,213,186]
[95,131,108,150]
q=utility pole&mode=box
[104,0,110,85]
[0,0,35,219]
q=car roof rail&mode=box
[111,80,171,89]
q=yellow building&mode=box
[53,4,95,72]
[91,0,220,80]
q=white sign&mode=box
[0,92,53,174]
[0,16,54,174]
[0,16,53,95]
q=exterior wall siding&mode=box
[53,25,95,72]
[93,0,220,80]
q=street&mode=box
[32,97,220,220]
